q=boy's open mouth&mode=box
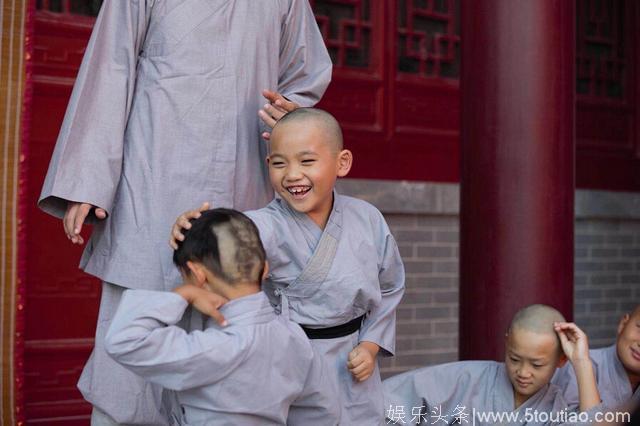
[286,185,311,199]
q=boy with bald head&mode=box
[552,304,640,410]
[106,208,339,425]
[172,108,406,424]
[383,304,601,425]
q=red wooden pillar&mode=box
[460,0,575,360]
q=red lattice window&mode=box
[397,0,460,79]
[36,0,102,16]
[576,0,627,101]
[574,0,639,190]
[310,0,373,69]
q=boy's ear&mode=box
[186,261,207,287]
[556,354,568,369]
[617,314,630,336]
[337,149,353,177]
[262,261,270,280]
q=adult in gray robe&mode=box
[552,345,640,411]
[105,289,340,426]
[245,192,406,425]
[37,1,331,423]
[383,361,600,425]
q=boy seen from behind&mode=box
[106,209,339,426]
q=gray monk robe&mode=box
[105,290,340,426]
[552,345,640,410]
[38,0,332,291]
[245,193,406,425]
[383,361,600,426]
[37,1,330,423]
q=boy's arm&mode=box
[277,0,333,107]
[359,228,406,356]
[105,289,238,391]
[39,1,150,221]
[554,322,601,411]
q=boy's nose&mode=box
[285,166,303,180]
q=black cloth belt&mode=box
[300,315,365,340]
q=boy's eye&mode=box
[301,159,315,165]
[509,357,520,363]
[532,364,544,368]
[271,161,285,167]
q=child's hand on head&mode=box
[174,284,228,327]
[169,202,210,249]
[554,322,590,363]
[347,341,380,382]
[258,89,299,140]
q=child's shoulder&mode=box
[245,199,289,227]
[337,194,386,222]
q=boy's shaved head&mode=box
[505,304,568,406]
[272,107,343,151]
[509,304,566,335]
[173,208,266,285]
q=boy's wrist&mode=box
[173,284,196,304]
[570,356,592,369]
[359,341,380,357]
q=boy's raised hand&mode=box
[554,322,591,363]
[169,202,210,249]
[258,89,299,140]
[554,322,601,411]
[347,341,380,382]
[174,284,228,326]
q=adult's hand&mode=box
[169,202,210,250]
[64,202,107,245]
[258,89,299,140]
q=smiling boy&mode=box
[552,304,640,410]
[383,304,601,425]
[173,108,406,424]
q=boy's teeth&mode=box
[288,186,310,194]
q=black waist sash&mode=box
[300,315,365,340]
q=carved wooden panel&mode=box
[576,0,627,101]
[397,0,460,79]
[311,0,373,69]
[575,0,640,190]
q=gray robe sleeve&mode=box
[278,0,332,107]
[359,222,405,356]
[105,290,243,391]
[38,1,150,219]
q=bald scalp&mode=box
[272,107,343,151]
[509,304,566,336]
